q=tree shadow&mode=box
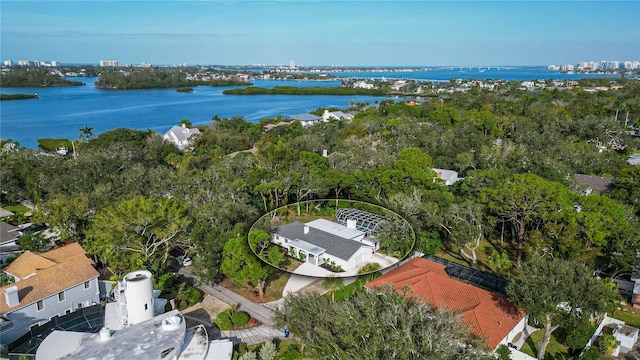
[491,292,522,318]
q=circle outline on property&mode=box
[248,199,416,278]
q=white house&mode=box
[271,219,378,271]
[163,124,201,150]
[321,110,353,122]
[433,168,461,186]
[290,113,322,127]
[0,243,100,347]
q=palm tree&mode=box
[78,126,95,142]
[321,276,343,303]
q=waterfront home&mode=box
[289,113,321,127]
[321,110,353,122]
[0,243,100,347]
[163,124,201,150]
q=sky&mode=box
[1,0,639,67]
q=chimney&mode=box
[346,219,356,230]
[304,225,309,234]
[4,286,19,307]
[322,149,328,158]
[437,172,442,179]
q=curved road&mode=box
[177,267,288,345]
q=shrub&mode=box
[174,283,200,309]
[155,273,176,291]
[216,310,233,330]
[578,346,599,360]
[259,341,277,360]
[238,351,257,360]
[597,334,617,355]
[357,262,381,275]
[556,319,596,351]
[419,232,443,255]
[231,311,250,326]
[278,346,300,360]
[487,252,512,272]
[495,344,511,360]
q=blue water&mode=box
[0,78,391,148]
[0,67,619,148]
[330,66,618,82]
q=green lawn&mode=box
[332,278,366,302]
[519,329,569,359]
[0,202,30,216]
[611,304,640,328]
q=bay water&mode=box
[0,68,616,148]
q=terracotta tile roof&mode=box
[1,243,99,315]
[365,257,525,350]
[5,251,56,279]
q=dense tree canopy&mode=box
[1,80,638,289]
[273,287,493,360]
[506,259,617,360]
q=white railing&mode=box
[114,281,128,327]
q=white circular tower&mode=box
[123,270,154,325]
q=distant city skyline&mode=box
[1,1,639,67]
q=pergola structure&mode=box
[287,239,325,266]
[335,208,388,234]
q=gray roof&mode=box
[163,125,201,143]
[290,113,321,122]
[0,207,14,218]
[272,222,365,261]
[574,174,614,193]
[329,111,352,119]
[0,222,19,246]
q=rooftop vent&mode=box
[99,327,112,341]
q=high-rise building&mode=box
[51,61,60,67]
[99,60,119,67]
[624,61,640,70]
[289,60,296,70]
[601,61,620,70]
[3,60,13,67]
[560,64,574,72]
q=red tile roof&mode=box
[365,257,525,350]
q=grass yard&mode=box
[611,303,640,328]
[0,202,30,217]
[332,278,366,302]
[520,329,569,359]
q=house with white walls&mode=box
[163,124,201,150]
[270,218,378,271]
[0,243,100,347]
